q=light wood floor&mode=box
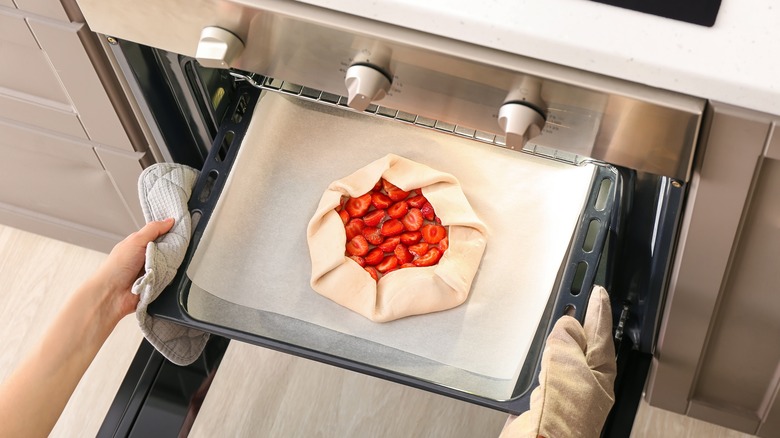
[0,224,143,437]
[0,223,759,437]
[631,400,756,438]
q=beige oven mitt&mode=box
[133,163,210,366]
[500,285,616,438]
[307,154,487,322]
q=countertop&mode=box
[296,0,780,117]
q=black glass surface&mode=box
[98,336,229,438]
[591,0,722,26]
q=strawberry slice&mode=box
[408,242,429,257]
[394,244,413,264]
[345,218,365,241]
[413,247,443,267]
[346,235,369,256]
[401,208,423,232]
[345,193,372,217]
[349,255,366,267]
[380,219,404,237]
[407,194,427,208]
[371,192,393,210]
[364,266,379,281]
[421,224,447,244]
[338,209,350,225]
[362,227,384,245]
[420,202,435,221]
[340,184,449,274]
[378,236,401,252]
[363,209,386,227]
[382,179,410,201]
[400,231,422,245]
[365,248,384,266]
[376,255,399,273]
[387,201,409,219]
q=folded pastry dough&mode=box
[307,154,487,322]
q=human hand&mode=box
[91,218,175,322]
[500,286,616,438]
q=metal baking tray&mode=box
[149,83,622,414]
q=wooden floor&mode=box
[0,224,143,437]
[0,224,760,437]
[189,341,508,437]
[631,400,756,438]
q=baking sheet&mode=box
[187,92,595,381]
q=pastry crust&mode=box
[307,154,487,322]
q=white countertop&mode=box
[296,0,780,116]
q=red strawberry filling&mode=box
[337,178,449,282]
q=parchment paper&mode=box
[187,92,595,380]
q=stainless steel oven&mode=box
[77,0,704,436]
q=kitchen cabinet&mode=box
[0,0,148,252]
[646,101,780,437]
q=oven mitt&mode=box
[133,163,210,366]
[500,285,616,438]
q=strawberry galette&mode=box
[307,154,487,322]
[339,178,449,282]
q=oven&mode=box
[76,0,704,436]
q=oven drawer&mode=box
[148,82,622,414]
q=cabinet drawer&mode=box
[27,17,134,151]
[0,12,72,104]
[0,9,36,47]
[13,0,70,22]
[0,121,139,237]
[0,92,87,139]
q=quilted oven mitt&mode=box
[133,163,209,366]
[500,286,616,438]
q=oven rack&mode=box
[228,70,584,166]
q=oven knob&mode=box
[344,64,392,111]
[195,26,244,69]
[498,102,546,148]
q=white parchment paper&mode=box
[187,92,595,380]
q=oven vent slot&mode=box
[228,71,585,166]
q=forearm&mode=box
[0,219,172,438]
[0,276,121,438]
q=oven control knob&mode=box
[498,102,546,149]
[196,26,244,69]
[344,64,392,111]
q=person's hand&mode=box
[501,285,616,438]
[91,218,175,322]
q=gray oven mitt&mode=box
[500,285,616,438]
[133,163,209,366]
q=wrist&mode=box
[79,273,129,330]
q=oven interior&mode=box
[100,39,688,436]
